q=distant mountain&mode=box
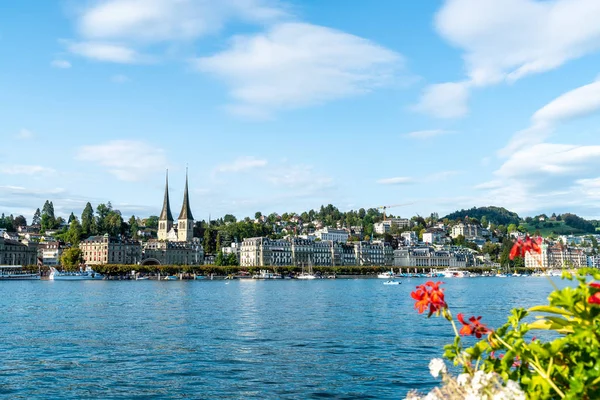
[443,206,521,226]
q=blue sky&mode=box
[2,0,600,222]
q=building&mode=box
[157,170,195,242]
[374,218,411,234]
[393,246,476,268]
[422,229,446,245]
[314,227,348,243]
[0,237,38,265]
[524,243,588,269]
[401,231,418,245]
[80,234,142,265]
[240,237,292,267]
[38,241,62,266]
[142,239,204,265]
[354,241,391,266]
[451,223,481,239]
[289,237,313,266]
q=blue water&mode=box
[0,278,564,399]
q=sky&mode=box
[2,0,600,222]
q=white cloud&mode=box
[417,0,600,118]
[376,177,413,185]
[78,0,286,42]
[412,81,470,118]
[16,129,34,140]
[404,129,453,139]
[426,170,462,182]
[111,74,130,83]
[501,78,600,156]
[51,59,72,69]
[0,165,55,175]
[67,41,143,63]
[214,156,267,174]
[267,164,333,190]
[67,0,287,62]
[195,22,403,116]
[76,140,168,181]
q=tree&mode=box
[60,247,83,271]
[215,251,225,266]
[129,215,139,239]
[223,214,237,224]
[32,208,41,225]
[41,200,56,231]
[81,202,95,236]
[65,218,83,245]
[507,224,518,233]
[255,211,262,220]
[204,228,215,254]
[215,231,222,252]
[68,212,76,224]
[145,215,159,230]
[226,253,238,266]
[12,215,26,230]
[96,203,112,233]
[480,216,488,228]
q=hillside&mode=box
[443,206,520,226]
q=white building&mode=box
[374,218,411,234]
[39,241,61,266]
[240,237,292,267]
[524,243,587,269]
[394,247,475,268]
[314,227,348,243]
[422,229,445,245]
[401,231,418,244]
[451,223,481,239]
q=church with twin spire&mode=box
[141,170,204,266]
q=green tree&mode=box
[40,200,56,231]
[215,251,225,266]
[96,203,112,233]
[254,211,262,220]
[60,247,83,271]
[129,215,139,239]
[226,253,238,266]
[65,218,83,245]
[507,223,518,233]
[204,228,215,254]
[32,208,41,226]
[145,215,159,230]
[81,202,95,236]
[223,214,237,224]
[12,215,26,230]
[68,212,76,224]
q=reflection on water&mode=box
[0,278,563,399]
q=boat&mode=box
[252,270,282,279]
[383,280,401,285]
[442,268,467,278]
[136,276,149,280]
[378,269,395,279]
[0,265,40,280]
[163,275,178,280]
[49,266,103,280]
[194,275,207,280]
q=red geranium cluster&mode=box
[457,313,491,338]
[509,235,543,260]
[588,282,600,305]
[410,281,447,317]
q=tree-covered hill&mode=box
[443,206,521,226]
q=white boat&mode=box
[136,276,149,280]
[0,265,40,280]
[378,270,395,279]
[383,280,401,285]
[296,273,317,280]
[49,266,103,281]
[164,275,178,280]
[252,270,282,279]
[442,268,467,278]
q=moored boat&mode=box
[0,265,40,280]
[49,266,103,280]
[383,280,401,285]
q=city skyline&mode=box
[2,0,600,220]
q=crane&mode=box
[378,203,414,221]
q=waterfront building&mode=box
[393,246,475,268]
[313,240,334,266]
[354,241,387,266]
[38,241,62,266]
[142,239,204,265]
[524,243,588,269]
[240,237,292,267]
[289,237,313,266]
[451,223,481,239]
[157,172,175,241]
[314,227,348,243]
[80,234,142,265]
[0,237,38,265]
[177,171,194,242]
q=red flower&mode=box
[509,236,543,260]
[410,281,447,317]
[590,282,600,289]
[457,313,491,338]
[589,292,600,305]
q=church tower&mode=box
[177,169,194,242]
[158,170,174,241]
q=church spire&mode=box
[159,170,174,222]
[178,168,194,220]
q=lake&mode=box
[0,277,564,399]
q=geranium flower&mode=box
[588,282,600,305]
[457,313,491,338]
[410,281,447,317]
[509,236,543,260]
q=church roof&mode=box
[178,170,194,221]
[160,171,174,222]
